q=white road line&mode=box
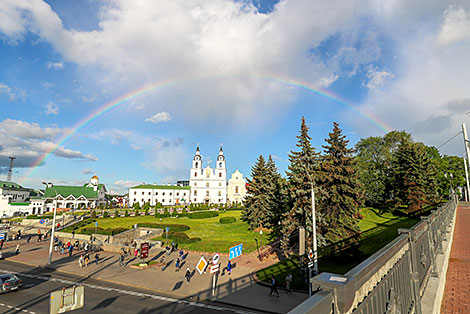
[0,269,255,314]
[0,298,36,314]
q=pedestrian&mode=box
[72,230,75,239]
[37,229,41,242]
[79,255,84,268]
[84,243,89,253]
[26,234,31,244]
[90,235,93,242]
[17,230,21,240]
[179,249,184,259]
[166,245,170,255]
[134,248,138,258]
[269,275,279,297]
[119,253,125,267]
[61,244,65,255]
[227,260,232,275]
[69,245,73,257]
[0,239,4,249]
[175,257,180,271]
[171,240,175,253]
[15,243,20,255]
[84,253,89,267]
[0,250,3,260]
[95,253,100,265]
[185,268,191,283]
[175,242,178,251]
[285,273,293,294]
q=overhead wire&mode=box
[437,131,462,150]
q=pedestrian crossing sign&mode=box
[196,256,208,275]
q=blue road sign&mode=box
[39,219,45,224]
[0,233,6,240]
[229,244,243,260]
[166,227,169,232]
[95,222,98,227]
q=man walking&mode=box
[185,268,191,283]
[285,273,293,294]
[119,253,125,267]
[227,260,232,275]
[269,275,280,297]
[15,243,20,255]
[27,235,31,244]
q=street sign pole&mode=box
[166,227,169,246]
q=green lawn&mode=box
[62,210,261,253]
[256,207,425,290]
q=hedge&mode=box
[188,211,219,219]
[138,223,190,232]
[219,217,236,224]
[167,231,201,244]
[26,214,54,219]
[81,227,128,236]
[61,218,96,232]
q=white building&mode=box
[189,146,227,204]
[0,181,36,217]
[227,170,247,205]
[129,185,191,207]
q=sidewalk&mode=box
[0,237,307,313]
[441,203,470,313]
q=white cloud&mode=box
[114,180,140,188]
[0,82,21,101]
[46,61,64,70]
[437,6,470,46]
[82,168,94,175]
[86,129,132,144]
[41,81,55,89]
[130,143,142,150]
[0,119,63,140]
[146,112,171,123]
[43,101,59,115]
[363,67,394,90]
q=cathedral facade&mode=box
[189,146,227,204]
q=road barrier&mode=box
[289,198,457,314]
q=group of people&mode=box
[269,273,293,297]
[78,252,100,268]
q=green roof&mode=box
[10,202,30,206]
[0,181,22,189]
[44,185,99,199]
[130,184,191,190]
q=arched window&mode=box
[219,162,222,168]
[218,191,221,196]
[219,172,222,177]
[235,186,239,193]
[206,183,209,187]
[206,191,210,196]
[194,172,197,177]
[194,190,197,196]
[195,162,198,167]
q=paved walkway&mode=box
[0,236,307,313]
[441,203,470,314]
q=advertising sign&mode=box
[140,242,149,259]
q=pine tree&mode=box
[242,155,275,229]
[266,155,289,233]
[281,117,321,252]
[318,122,363,252]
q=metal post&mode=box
[311,186,318,275]
[464,157,469,202]
[48,200,57,265]
[461,123,470,201]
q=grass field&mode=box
[63,210,260,253]
[256,207,425,290]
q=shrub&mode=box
[189,211,219,219]
[168,231,201,244]
[103,211,109,218]
[144,208,149,216]
[91,211,97,218]
[182,208,187,214]
[219,217,236,224]
[133,202,141,210]
[138,223,190,232]
[125,210,129,217]
[135,209,139,216]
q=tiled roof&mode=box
[130,184,191,190]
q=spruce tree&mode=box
[266,155,289,232]
[242,155,275,229]
[318,122,363,251]
[281,117,321,252]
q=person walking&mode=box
[68,245,73,257]
[134,247,138,258]
[79,255,84,268]
[269,275,280,297]
[84,253,89,267]
[37,229,41,242]
[185,268,191,283]
[285,273,293,294]
[95,253,100,265]
[0,239,4,249]
[175,257,180,272]
[15,243,20,255]
[227,260,232,275]
[119,253,125,267]
[27,235,31,244]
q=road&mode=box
[0,260,260,314]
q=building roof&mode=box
[44,185,100,199]
[0,181,22,189]
[10,202,30,206]
[130,184,191,190]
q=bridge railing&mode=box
[289,198,457,314]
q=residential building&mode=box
[129,184,191,207]
[227,169,247,205]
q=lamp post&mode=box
[304,169,318,297]
[461,113,470,201]
[42,182,58,265]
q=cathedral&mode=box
[189,146,227,204]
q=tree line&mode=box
[242,117,465,254]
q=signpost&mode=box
[210,264,219,274]
[95,222,98,234]
[140,242,149,259]
[229,244,243,260]
[212,253,220,265]
[39,219,45,225]
[196,256,208,275]
[166,227,169,245]
[0,232,6,241]
[50,285,84,314]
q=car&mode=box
[0,274,22,293]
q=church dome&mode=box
[92,175,99,180]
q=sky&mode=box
[1,0,470,194]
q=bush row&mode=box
[80,227,128,236]
[137,223,190,232]
[188,211,219,219]
[219,217,236,224]
[167,231,201,244]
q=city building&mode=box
[227,169,247,205]
[43,175,107,210]
[129,184,191,207]
[0,181,39,217]
[189,146,227,204]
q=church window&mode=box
[194,198,197,202]
[206,183,209,187]
[219,172,222,177]
[219,162,222,168]
[235,186,239,193]
[206,169,210,178]
[155,192,158,195]
[134,191,136,195]
[206,191,210,196]
[134,199,136,202]
[163,192,165,195]
[183,193,186,196]
[218,191,221,196]
[236,177,238,180]
[194,191,197,196]
[195,162,198,167]
[194,172,197,177]
[219,183,221,186]
[148,192,151,195]
[194,183,197,186]
[177,193,179,196]
[170,193,172,196]
[142,192,144,195]
[162,199,165,203]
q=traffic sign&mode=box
[308,261,314,268]
[229,244,243,260]
[308,249,313,260]
[212,253,220,265]
[166,227,169,232]
[196,256,208,274]
[140,242,149,259]
[39,219,45,224]
[0,233,6,240]
[95,222,98,227]
[210,264,219,274]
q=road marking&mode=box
[0,269,254,314]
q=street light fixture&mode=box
[304,168,318,297]
[42,182,58,265]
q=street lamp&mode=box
[445,173,454,197]
[303,167,318,297]
[42,182,58,265]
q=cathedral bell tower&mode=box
[192,145,202,170]
[217,145,225,169]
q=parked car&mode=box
[0,274,22,293]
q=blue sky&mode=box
[1,0,470,194]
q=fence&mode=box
[289,198,457,314]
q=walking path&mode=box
[441,203,470,313]
[0,236,307,313]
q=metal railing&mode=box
[289,198,457,314]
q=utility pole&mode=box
[7,156,15,182]
[464,158,469,201]
[461,123,470,202]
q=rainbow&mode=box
[26,75,392,177]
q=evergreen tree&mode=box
[133,202,141,210]
[318,122,363,251]
[242,155,275,229]
[266,155,289,233]
[281,117,321,252]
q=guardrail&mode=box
[289,198,457,314]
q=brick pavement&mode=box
[441,203,470,314]
[0,235,307,313]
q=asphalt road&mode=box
[0,261,259,314]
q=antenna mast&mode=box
[7,156,15,182]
